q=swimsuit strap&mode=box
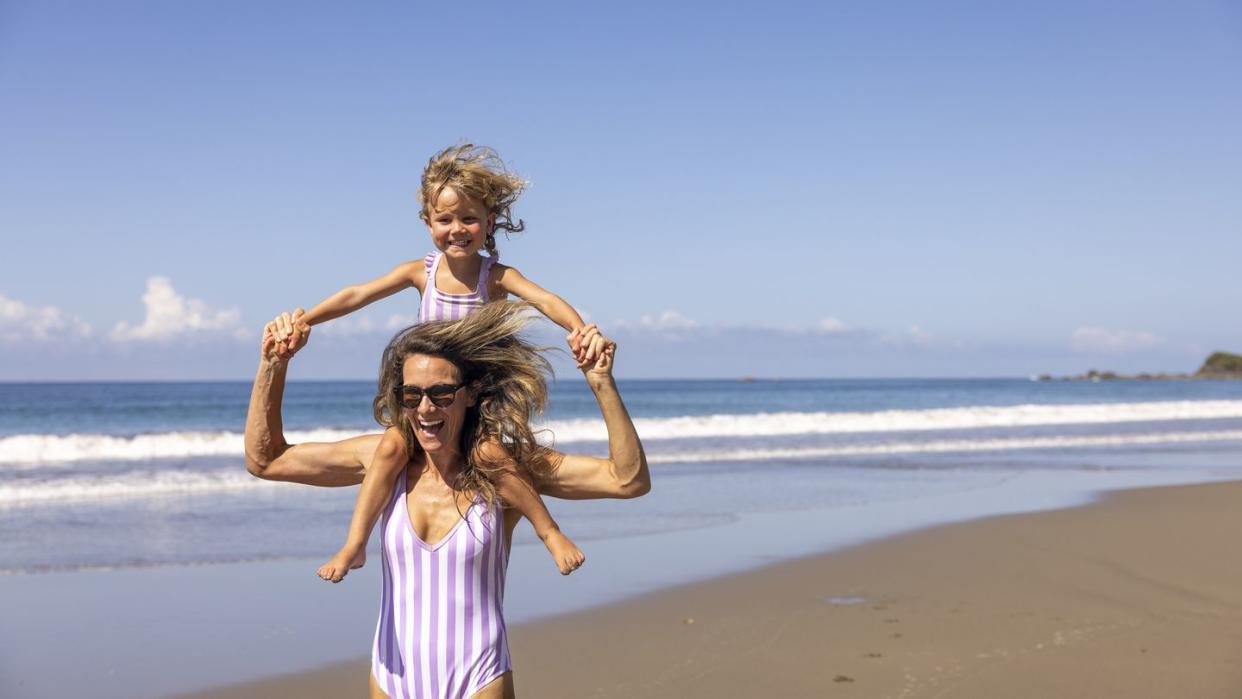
[477,254,497,302]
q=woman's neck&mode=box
[418,447,465,485]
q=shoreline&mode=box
[10,462,1239,699]
[178,479,1242,698]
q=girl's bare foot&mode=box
[317,547,366,583]
[543,530,585,575]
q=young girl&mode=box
[273,144,604,580]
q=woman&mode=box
[243,302,649,699]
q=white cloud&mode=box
[0,294,92,343]
[615,310,700,331]
[815,317,850,335]
[386,314,417,330]
[1071,326,1164,354]
[908,324,935,347]
[111,277,243,342]
[877,323,937,348]
[316,313,417,336]
[607,313,948,348]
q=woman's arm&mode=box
[536,335,650,500]
[299,260,424,328]
[244,317,378,487]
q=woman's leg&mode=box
[372,665,513,698]
[470,671,515,699]
[369,670,389,698]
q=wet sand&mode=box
[181,480,1242,698]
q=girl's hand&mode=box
[269,308,308,352]
[262,310,310,361]
[568,324,610,368]
[566,325,592,364]
[575,327,616,384]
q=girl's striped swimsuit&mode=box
[418,252,497,322]
[372,468,511,698]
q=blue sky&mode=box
[2,1,1239,379]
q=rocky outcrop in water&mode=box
[1039,351,1242,381]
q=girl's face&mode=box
[425,187,494,259]
[400,354,476,456]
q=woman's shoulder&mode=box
[376,427,410,456]
[472,437,512,464]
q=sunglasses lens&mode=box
[426,387,457,406]
[398,384,458,408]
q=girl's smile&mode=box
[427,187,494,258]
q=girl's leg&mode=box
[318,430,407,582]
[495,463,584,575]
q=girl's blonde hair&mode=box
[418,144,527,257]
[372,301,552,506]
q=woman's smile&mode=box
[401,354,474,453]
[415,417,446,439]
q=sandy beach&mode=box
[179,479,1242,699]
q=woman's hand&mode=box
[262,309,310,362]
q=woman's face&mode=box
[399,354,476,456]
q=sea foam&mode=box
[3,400,1242,466]
[4,428,1242,506]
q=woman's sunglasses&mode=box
[394,383,463,409]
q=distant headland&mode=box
[1038,351,1242,381]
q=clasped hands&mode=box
[262,309,614,371]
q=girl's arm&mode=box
[244,318,378,486]
[476,441,585,574]
[478,441,565,533]
[535,336,651,500]
[494,265,608,363]
[493,265,584,333]
[299,260,425,327]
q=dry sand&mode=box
[182,481,1242,698]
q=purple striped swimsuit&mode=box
[418,252,497,322]
[372,468,511,698]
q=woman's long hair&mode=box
[372,301,552,504]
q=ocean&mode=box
[5,377,1242,698]
[4,378,1242,575]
